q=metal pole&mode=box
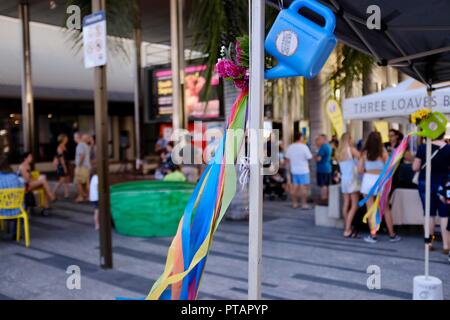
[92,0,112,269]
[424,138,431,279]
[248,0,264,300]
[170,0,185,131]
[178,0,187,129]
[133,26,142,170]
[19,0,35,158]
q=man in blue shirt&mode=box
[315,134,332,203]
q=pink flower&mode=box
[234,79,249,90]
[215,58,246,80]
[215,59,228,78]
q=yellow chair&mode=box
[31,170,46,208]
[0,188,30,248]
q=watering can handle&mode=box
[289,0,336,33]
[435,112,448,125]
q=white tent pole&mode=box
[424,137,431,279]
[248,0,265,300]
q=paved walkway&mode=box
[1,197,449,300]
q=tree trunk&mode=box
[304,74,325,198]
[362,68,375,140]
[282,78,292,151]
[305,74,325,145]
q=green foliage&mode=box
[237,36,250,68]
[329,44,375,93]
[189,0,248,96]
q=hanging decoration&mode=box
[360,109,448,231]
[147,37,250,300]
[265,0,337,79]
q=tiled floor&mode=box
[1,197,449,300]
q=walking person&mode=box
[413,132,450,253]
[88,135,97,174]
[285,132,313,209]
[359,132,401,243]
[74,133,91,203]
[315,134,332,204]
[53,134,70,199]
[336,133,361,238]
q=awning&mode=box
[343,78,450,120]
[267,0,450,87]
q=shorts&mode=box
[418,181,449,218]
[56,164,67,178]
[361,173,379,195]
[316,172,331,187]
[74,167,90,185]
[291,174,310,186]
[91,201,99,209]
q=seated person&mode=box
[17,152,55,210]
[163,165,187,182]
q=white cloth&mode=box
[339,159,360,194]
[89,174,99,202]
[391,189,424,225]
[361,173,379,195]
[285,143,313,175]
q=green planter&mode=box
[110,181,195,237]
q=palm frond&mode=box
[189,0,248,98]
[64,0,140,62]
[329,44,375,93]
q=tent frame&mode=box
[266,0,450,89]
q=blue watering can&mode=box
[265,0,337,79]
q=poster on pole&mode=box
[325,99,344,138]
[374,121,389,143]
[83,11,107,69]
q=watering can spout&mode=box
[265,64,299,80]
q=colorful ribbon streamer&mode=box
[147,89,249,300]
[359,134,413,231]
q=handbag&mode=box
[412,144,446,185]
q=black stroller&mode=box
[263,168,288,201]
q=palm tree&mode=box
[65,0,139,59]
[329,44,376,139]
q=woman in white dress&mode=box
[336,133,360,238]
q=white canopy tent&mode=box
[343,78,450,121]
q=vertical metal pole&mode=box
[178,0,186,129]
[133,26,142,170]
[424,138,431,278]
[170,0,185,131]
[248,0,264,300]
[19,1,35,158]
[424,88,433,279]
[92,0,112,269]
